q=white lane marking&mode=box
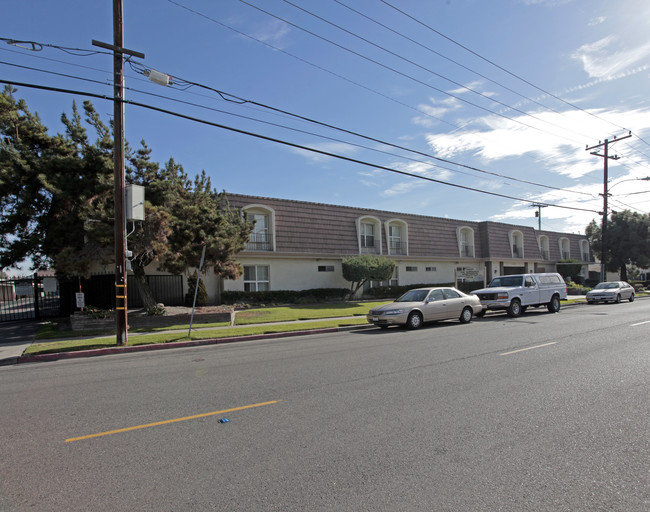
[631,320,650,327]
[500,342,557,356]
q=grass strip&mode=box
[24,317,371,356]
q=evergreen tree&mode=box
[585,211,650,281]
[342,254,396,298]
[1,87,253,307]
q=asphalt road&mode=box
[1,301,649,511]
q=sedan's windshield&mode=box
[594,282,619,290]
[396,289,428,302]
[488,276,523,288]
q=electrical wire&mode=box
[237,0,587,145]
[0,78,603,215]
[379,0,650,149]
[123,60,597,198]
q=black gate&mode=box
[0,275,61,322]
[59,274,185,316]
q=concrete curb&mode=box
[10,324,374,365]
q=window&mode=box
[361,222,375,248]
[443,288,461,299]
[358,216,381,254]
[405,266,418,272]
[243,205,274,251]
[538,236,550,260]
[457,227,475,258]
[385,219,408,255]
[509,230,524,258]
[318,265,335,272]
[243,265,269,291]
[427,289,444,301]
[559,237,570,260]
[425,266,437,272]
[579,240,589,261]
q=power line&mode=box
[0,79,602,215]
[0,56,599,198]
[164,0,643,177]
[237,0,587,145]
[379,0,650,150]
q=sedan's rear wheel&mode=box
[629,294,635,302]
[406,311,423,330]
[459,307,473,324]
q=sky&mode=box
[2,0,650,266]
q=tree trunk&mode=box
[620,264,628,282]
[131,264,158,310]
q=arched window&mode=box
[385,219,408,255]
[457,226,475,258]
[579,239,589,261]
[357,216,382,254]
[537,235,550,260]
[242,204,275,251]
[509,230,524,258]
[559,237,570,259]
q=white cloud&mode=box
[572,36,650,78]
[252,19,291,49]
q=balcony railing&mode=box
[461,245,474,257]
[540,249,550,260]
[512,246,523,258]
[389,241,407,255]
[360,240,380,254]
[246,233,273,251]
[561,251,570,260]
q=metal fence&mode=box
[58,274,185,316]
[0,276,61,322]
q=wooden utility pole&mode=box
[530,203,547,231]
[586,132,632,282]
[92,0,144,345]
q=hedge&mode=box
[221,288,349,305]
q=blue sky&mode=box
[2,0,650,254]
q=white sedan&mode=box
[586,281,635,304]
[367,287,483,330]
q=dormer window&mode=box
[243,204,275,251]
[538,235,550,260]
[579,240,589,261]
[358,216,381,254]
[559,237,570,259]
[457,226,475,258]
[385,219,408,255]
[509,230,524,258]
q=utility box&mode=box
[125,184,145,221]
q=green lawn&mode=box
[26,301,390,356]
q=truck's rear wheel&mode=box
[506,299,521,317]
[547,295,561,313]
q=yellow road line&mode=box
[65,400,280,443]
[500,342,557,356]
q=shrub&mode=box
[186,271,209,307]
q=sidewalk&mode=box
[0,321,43,366]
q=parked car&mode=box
[367,287,483,330]
[470,273,567,318]
[586,281,635,304]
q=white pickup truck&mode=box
[470,273,568,318]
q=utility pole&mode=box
[92,0,144,346]
[530,203,547,231]
[586,132,632,282]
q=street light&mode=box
[606,176,650,194]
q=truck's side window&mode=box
[525,277,536,287]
